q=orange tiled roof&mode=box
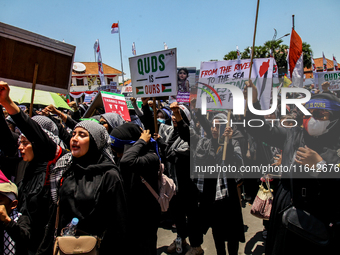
[304,58,335,78]
[304,58,334,72]
[72,62,122,76]
[122,79,131,86]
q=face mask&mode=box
[149,107,153,112]
[157,118,165,124]
[304,117,330,136]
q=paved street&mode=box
[157,201,266,255]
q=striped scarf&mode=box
[3,208,21,255]
[50,121,115,204]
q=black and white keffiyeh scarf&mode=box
[31,115,66,149]
[3,208,21,255]
[101,113,126,130]
[17,116,66,186]
[50,120,115,204]
[193,113,244,201]
[194,136,233,201]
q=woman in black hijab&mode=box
[196,112,245,255]
[156,108,172,126]
[50,121,128,255]
[100,112,125,133]
[110,123,161,255]
[0,83,128,254]
[0,88,68,253]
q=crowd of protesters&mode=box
[0,79,340,255]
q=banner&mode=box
[84,91,130,121]
[317,71,340,91]
[102,92,129,120]
[175,67,196,103]
[97,82,120,93]
[84,92,98,104]
[125,98,143,109]
[129,48,177,98]
[196,58,273,110]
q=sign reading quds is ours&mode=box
[129,48,177,98]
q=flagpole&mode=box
[245,0,260,116]
[118,20,125,85]
[94,44,97,65]
[249,0,260,79]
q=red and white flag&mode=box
[333,55,338,71]
[111,23,119,34]
[311,55,316,72]
[289,29,303,87]
[323,52,327,72]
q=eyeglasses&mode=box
[100,121,108,125]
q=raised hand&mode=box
[244,80,258,103]
[0,81,11,105]
[140,129,151,143]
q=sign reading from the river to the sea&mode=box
[196,58,273,110]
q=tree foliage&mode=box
[302,42,312,69]
[223,40,313,75]
[223,51,238,60]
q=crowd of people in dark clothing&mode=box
[0,79,340,255]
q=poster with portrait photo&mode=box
[170,67,196,104]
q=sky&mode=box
[2,0,340,82]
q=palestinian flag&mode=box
[66,94,71,103]
[136,86,144,95]
[162,83,172,93]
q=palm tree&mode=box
[302,42,313,69]
[223,51,238,60]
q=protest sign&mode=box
[196,58,273,110]
[97,82,121,93]
[0,22,75,94]
[121,84,133,97]
[316,71,340,91]
[175,67,196,103]
[125,98,143,110]
[84,92,98,104]
[129,48,177,98]
[84,91,131,121]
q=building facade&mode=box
[69,62,123,100]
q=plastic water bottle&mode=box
[63,218,79,236]
[175,236,183,254]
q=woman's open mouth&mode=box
[71,145,80,151]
